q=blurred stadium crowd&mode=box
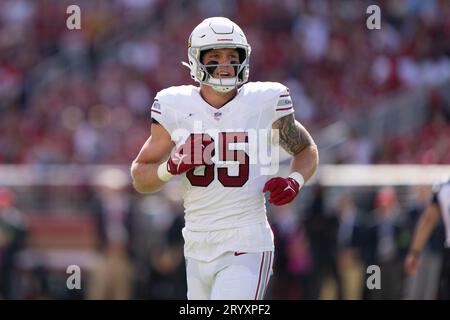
[1,0,450,165]
[0,0,449,299]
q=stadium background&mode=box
[0,0,449,299]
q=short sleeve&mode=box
[271,85,294,124]
[150,92,174,136]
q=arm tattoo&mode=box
[273,114,314,156]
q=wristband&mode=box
[157,161,173,182]
[289,172,305,189]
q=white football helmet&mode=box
[182,17,251,93]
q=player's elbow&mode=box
[130,162,156,194]
[131,179,150,194]
[131,177,162,194]
[130,167,145,193]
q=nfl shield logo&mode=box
[213,111,222,120]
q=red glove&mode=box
[167,135,213,175]
[263,176,300,206]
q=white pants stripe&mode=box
[263,252,273,298]
[254,251,273,300]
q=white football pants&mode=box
[186,251,273,300]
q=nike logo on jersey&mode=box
[234,251,247,256]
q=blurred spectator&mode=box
[86,168,135,299]
[336,129,374,164]
[146,202,186,299]
[270,206,312,300]
[374,89,450,164]
[363,186,410,299]
[304,184,342,300]
[335,192,366,300]
[0,187,28,299]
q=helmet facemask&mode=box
[184,45,250,93]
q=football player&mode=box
[405,177,450,299]
[131,17,319,300]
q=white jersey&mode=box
[432,178,450,248]
[151,82,294,260]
